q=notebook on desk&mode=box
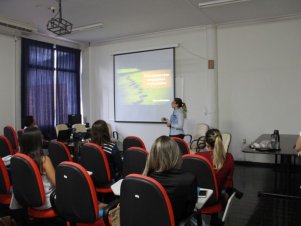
[57,129,72,142]
[111,179,123,196]
[2,155,12,166]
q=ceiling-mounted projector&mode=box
[47,0,72,35]
[47,17,72,35]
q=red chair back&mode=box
[55,161,101,224]
[80,143,112,193]
[182,154,220,207]
[172,137,190,155]
[123,136,146,151]
[10,153,57,218]
[3,126,19,153]
[0,135,14,157]
[11,153,46,207]
[0,158,11,205]
[122,147,148,177]
[120,174,175,226]
[48,141,72,168]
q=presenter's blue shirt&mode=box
[170,109,184,135]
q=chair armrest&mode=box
[196,136,206,150]
[220,187,243,222]
[221,192,236,222]
[112,131,119,140]
[190,139,197,149]
[103,199,120,226]
[184,134,192,144]
[233,188,244,199]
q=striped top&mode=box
[102,142,123,181]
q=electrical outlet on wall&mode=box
[243,138,247,144]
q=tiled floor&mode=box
[225,163,301,226]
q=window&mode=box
[21,38,81,139]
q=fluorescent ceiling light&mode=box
[72,23,103,32]
[0,16,37,32]
[198,0,250,8]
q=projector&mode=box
[47,17,72,36]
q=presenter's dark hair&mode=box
[91,120,111,145]
[174,97,187,117]
[174,98,183,107]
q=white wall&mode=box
[87,27,216,150]
[2,17,300,161]
[0,34,17,130]
[218,18,301,162]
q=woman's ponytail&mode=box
[205,128,226,171]
[212,136,226,171]
[182,102,187,119]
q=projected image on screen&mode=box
[117,68,172,105]
[114,48,175,122]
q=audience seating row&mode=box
[1,124,236,225]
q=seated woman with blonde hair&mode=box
[143,135,197,225]
[196,128,234,192]
[196,128,235,226]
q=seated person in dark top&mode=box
[91,120,123,181]
[23,115,49,149]
[143,135,197,225]
[23,115,37,129]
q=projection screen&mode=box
[114,47,175,123]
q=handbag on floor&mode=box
[0,216,17,226]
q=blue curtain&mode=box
[56,46,81,124]
[21,39,81,139]
[21,38,55,139]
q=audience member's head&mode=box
[91,120,111,145]
[21,127,44,170]
[205,128,226,171]
[24,115,36,129]
[143,135,182,175]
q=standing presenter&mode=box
[162,97,187,139]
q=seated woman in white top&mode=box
[15,127,55,210]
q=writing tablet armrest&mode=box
[103,199,120,226]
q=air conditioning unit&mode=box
[0,16,37,36]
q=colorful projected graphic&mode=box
[117,68,172,105]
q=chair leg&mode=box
[10,208,28,225]
[196,214,203,226]
[210,213,222,226]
